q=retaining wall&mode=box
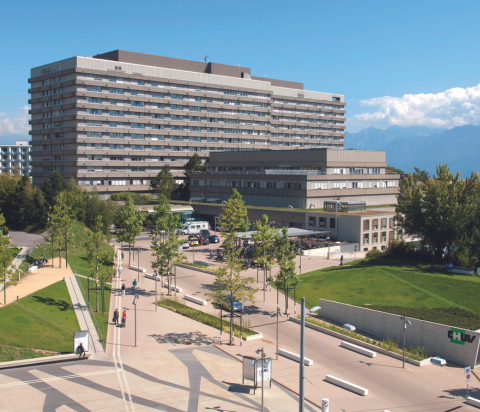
[318,298,480,367]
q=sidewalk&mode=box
[64,275,105,356]
[1,257,72,306]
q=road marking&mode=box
[0,370,117,388]
[113,250,130,412]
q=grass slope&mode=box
[0,280,79,355]
[289,258,480,327]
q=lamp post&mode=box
[255,347,265,412]
[133,294,139,347]
[299,302,321,412]
[400,315,411,368]
[275,306,283,360]
[154,269,158,311]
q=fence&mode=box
[74,273,106,350]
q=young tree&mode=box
[43,171,67,208]
[150,165,176,199]
[84,215,110,312]
[0,210,18,304]
[115,196,143,265]
[274,227,300,314]
[207,189,255,345]
[47,192,72,268]
[252,215,278,292]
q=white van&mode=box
[179,221,210,235]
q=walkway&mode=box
[1,257,72,306]
[64,275,105,356]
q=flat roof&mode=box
[135,205,194,214]
[236,228,331,239]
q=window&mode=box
[131,101,144,107]
[308,217,316,227]
[171,115,183,120]
[381,232,387,242]
[245,181,260,188]
[363,220,370,231]
[330,218,335,229]
[171,104,183,110]
[381,218,387,229]
[373,219,378,230]
[189,106,201,112]
[373,233,378,244]
[171,94,183,100]
[363,234,369,245]
[109,88,124,94]
[283,182,302,189]
[266,182,277,189]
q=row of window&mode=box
[363,218,394,231]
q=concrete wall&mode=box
[317,299,480,367]
[302,243,360,257]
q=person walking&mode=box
[113,267,117,278]
[133,279,137,289]
[113,308,119,325]
[121,283,126,296]
[340,255,344,266]
[121,251,124,261]
[77,342,86,358]
[121,310,127,327]
[118,266,122,278]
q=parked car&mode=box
[181,241,189,249]
[189,238,199,247]
[200,229,211,238]
[209,235,220,243]
[199,236,210,246]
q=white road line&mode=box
[113,249,130,412]
[0,370,117,388]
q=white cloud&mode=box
[348,84,480,131]
[0,106,29,136]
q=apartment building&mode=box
[28,50,346,196]
[0,140,32,176]
[190,148,400,208]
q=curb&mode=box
[0,353,91,370]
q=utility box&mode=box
[242,356,272,394]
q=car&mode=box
[200,229,211,238]
[199,236,210,245]
[189,238,199,246]
[219,296,244,312]
[181,241,189,249]
[209,235,220,243]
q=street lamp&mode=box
[255,347,266,412]
[299,301,321,412]
[273,306,283,360]
[154,269,158,311]
[400,315,411,368]
[133,294,139,347]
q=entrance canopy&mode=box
[235,228,331,240]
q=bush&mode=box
[366,248,383,258]
[110,192,150,205]
[1,226,9,235]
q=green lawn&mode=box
[0,280,80,356]
[289,258,480,314]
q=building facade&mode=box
[28,50,346,195]
[0,140,31,176]
[190,148,400,208]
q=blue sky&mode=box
[1,0,480,141]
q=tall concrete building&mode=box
[0,140,31,176]
[28,50,346,196]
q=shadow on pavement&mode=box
[443,387,480,399]
[149,331,217,346]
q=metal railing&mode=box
[74,273,106,350]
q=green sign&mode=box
[448,327,476,345]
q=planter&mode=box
[289,317,431,366]
[177,263,215,275]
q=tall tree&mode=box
[180,153,208,199]
[43,171,67,208]
[47,192,72,267]
[207,189,255,345]
[274,227,300,314]
[150,165,176,199]
[396,164,463,261]
[0,210,18,304]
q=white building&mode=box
[0,140,31,176]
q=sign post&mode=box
[465,366,471,397]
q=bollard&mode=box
[322,398,329,412]
[17,296,19,302]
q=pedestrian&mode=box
[113,267,117,278]
[448,262,454,273]
[121,251,124,261]
[113,308,119,324]
[340,255,344,266]
[118,266,122,278]
[77,342,86,358]
[133,279,137,289]
[122,283,126,296]
[121,310,127,327]
[443,262,448,273]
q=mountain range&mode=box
[345,125,480,177]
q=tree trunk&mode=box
[129,244,131,266]
[230,310,234,345]
[96,281,99,312]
